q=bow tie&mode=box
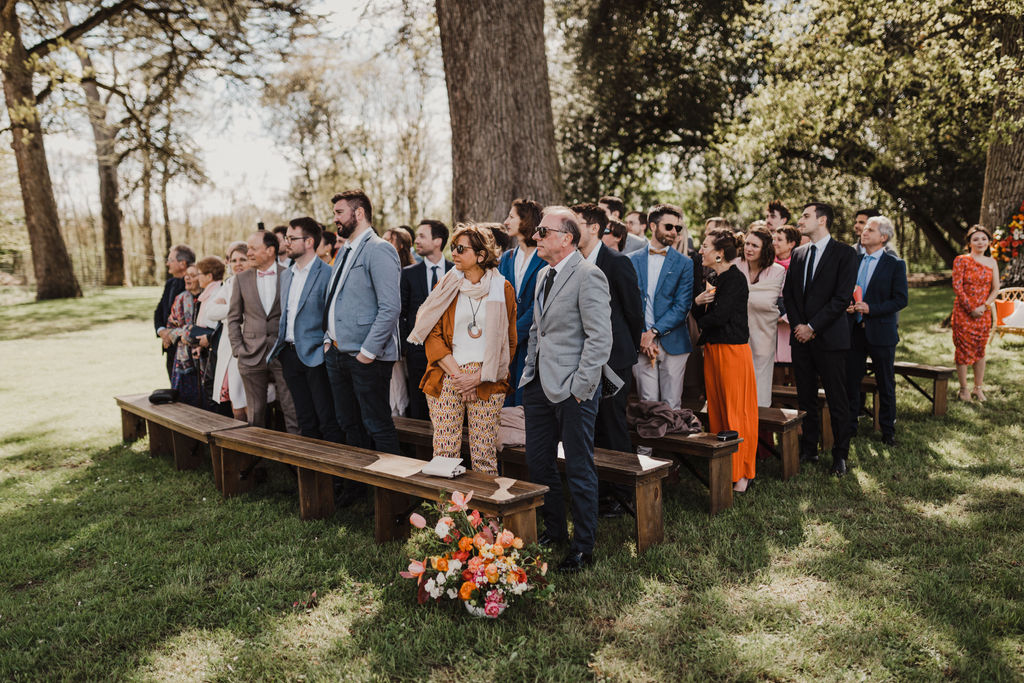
[649,248,668,256]
[257,269,274,278]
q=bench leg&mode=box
[872,391,881,432]
[220,448,255,498]
[503,508,538,545]
[634,479,664,552]
[171,432,203,470]
[375,488,412,543]
[121,410,146,443]
[147,421,173,458]
[708,456,733,515]
[780,430,800,481]
[820,403,834,452]
[297,468,335,520]
[210,443,223,493]
[933,378,948,416]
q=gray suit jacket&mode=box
[519,251,620,403]
[623,232,649,255]
[227,267,282,368]
[323,229,402,361]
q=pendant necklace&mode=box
[467,296,483,339]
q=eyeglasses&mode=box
[284,235,310,243]
[534,226,569,239]
[453,244,475,254]
[660,223,682,233]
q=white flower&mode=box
[448,559,462,572]
[447,589,458,599]
[435,520,450,538]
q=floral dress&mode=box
[165,290,201,406]
[951,254,993,365]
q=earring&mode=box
[715,255,722,263]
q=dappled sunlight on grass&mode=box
[136,628,230,681]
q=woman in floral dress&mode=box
[951,225,1000,402]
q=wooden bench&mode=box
[208,426,548,544]
[866,360,954,417]
[680,400,805,481]
[115,393,247,490]
[391,416,673,551]
[772,374,879,448]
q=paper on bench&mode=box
[420,456,466,479]
[491,477,516,501]
[365,454,425,478]
[636,453,663,471]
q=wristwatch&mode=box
[650,328,661,338]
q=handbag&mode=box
[148,388,179,404]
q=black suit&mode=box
[845,251,908,440]
[154,276,185,380]
[400,258,454,419]
[592,245,643,454]
[782,237,858,459]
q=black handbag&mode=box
[149,388,179,404]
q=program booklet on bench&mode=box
[420,456,466,479]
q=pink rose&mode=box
[484,602,503,617]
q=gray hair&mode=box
[866,215,894,243]
[542,205,581,246]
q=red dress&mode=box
[951,254,993,365]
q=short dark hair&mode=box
[648,203,683,227]
[196,256,225,281]
[272,225,288,237]
[332,189,373,224]
[745,227,776,272]
[511,198,542,247]
[289,216,322,244]
[259,230,279,256]
[399,224,416,245]
[488,225,511,252]
[571,203,608,231]
[767,200,790,222]
[804,202,835,231]
[777,225,800,245]
[855,208,881,219]
[626,210,647,224]
[598,195,626,218]
[707,228,739,262]
[171,244,195,265]
[607,218,628,251]
[452,223,503,270]
[418,219,450,249]
[319,230,337,250]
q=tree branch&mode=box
[28,0,139,58]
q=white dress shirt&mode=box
[284,257,315,343]
[805,233,832,283]
[584,241,602,265]
[514,247,530,295]
[541,251,575,311]
[424,253,444,292]
[255,262,278,315]
[645,243,669,329]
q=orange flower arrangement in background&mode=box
[992,200,1024,263]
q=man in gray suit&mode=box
[322,189,402,458]
[268,217,343,443]
[227,231,298,432]
[521,206,619,572]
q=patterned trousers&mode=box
[425,362,504,476]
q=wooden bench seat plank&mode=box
[866,360,954,416]
[115,393,247,443]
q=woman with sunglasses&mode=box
[407,223,517,475]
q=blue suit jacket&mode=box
[268,257,332,366]
[498,247,545,405]
[628,247,693,355]
[853,251,908,347]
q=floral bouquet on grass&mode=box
[992,200,1024,263]
[399,491,552,618]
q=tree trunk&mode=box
[0,5,82,300]
[436,0,562,223]
[980,15,1024,286]
[140,146,157,284]
[160,163,172,268]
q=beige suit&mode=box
[227,267,297,431]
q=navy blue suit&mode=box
[845,251,908,439]
[155,276,185,379]
[497,246,545,406]
[268,257,343,443]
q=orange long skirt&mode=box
[704,343,759,482]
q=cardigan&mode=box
[420,279,517,400]
[693,265,750,346]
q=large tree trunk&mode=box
[980,15,1024,286]
[160,162,172,268]
[140,146,157,284]
[0,5,81,300]
[436,0,562,223]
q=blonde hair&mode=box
[452,222,502,270]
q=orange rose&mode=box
[492,544,505,557]
[473,533,488,549]
[459,581,477,600]
[498,529,515,546]
[468,556,484,572]
[458,536,474,552]
[511,537,524,549]
[436,557,448,572]
[485,564,499,584]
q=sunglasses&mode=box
[534,226,569,239]
[660,223,682,233]
[453,244,476,254]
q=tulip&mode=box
[409,512,427,529]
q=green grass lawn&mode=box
[1,286,1022,681]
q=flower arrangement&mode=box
[992,200,1024,263]
[399,491,551,618]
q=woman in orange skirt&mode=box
[693,229,759,493]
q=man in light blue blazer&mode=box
[322,190,402,458]
[628,204,693,411]
[268,217,343,443]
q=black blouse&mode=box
[693,265,749,345]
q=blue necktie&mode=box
[855,254,873,322]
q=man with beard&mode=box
[323,190,403,491]
[599,195,648,254]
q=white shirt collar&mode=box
[550,250,576,275]
[291,256,315,274]
[809,233,831,252]
[584,242,602,264]
[424,253,444,268]
[258,262,278,276]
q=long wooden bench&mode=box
[866,360,954,417]
[679,400,804,481]
[391,416,672,551]
[115,393,247,489]
[209,426,548,544]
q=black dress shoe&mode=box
[881,434,897,446]
[799,451,820,464]
[830,458,847,477]
[537,531,567,548]
[556,551,594,573]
